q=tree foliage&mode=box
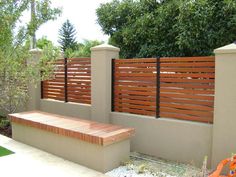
[36,36,53,49]
[68,40,103,58]
[0,0,60,115]
[97,0,236,58]
[58,19,77,53]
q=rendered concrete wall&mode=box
[211,43,236,168]
[111,112,212,168]
[12,122,130,172]
[40,99,91,120]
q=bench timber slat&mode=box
[9,111,134,146]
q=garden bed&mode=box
[106,152,208,177]
[0,117,12,138]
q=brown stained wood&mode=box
[114,90,156,96]
[160,78,214,83]
[42,58,91,103]
[43,87,64,91]
[43,93,65,98]
[67,61,91,64]
[160,56,215,62]
[115,58,156,63]
[160,83,214,89]
[113,56,215,123]
[67,65,91,68]
[9,111,134,146]
[67,94,91,100]
[160,97,213,107]
[67,80,91,84]
[68,95,91,99]
[115,94,156,101]
[114,102,156,111]
[160,107,213,117]
[115,81,157,86]
[43,84,65,89]
[67,73,91,76]
[52,78,91,82]
[160,73,215,78]
[67,85,91,89]
[67,69,91,73]
[115,63,157,67]
[67,88,91,92]
[43,89,65,94]
[160,93,214,100]
[160,67,215,72]
[116,68,157,72]
[43,96,65,101]
[115,86,156,91]
[160,62,215,67]
[114,98,156,106]
[160,88,214,95]
[115,76,156,81]
[160,102,213,111]
[116,73,156,77]
[67,99,91,104]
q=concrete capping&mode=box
[214,43,236,54]
[29,48,43,55]
[91,44,120,52]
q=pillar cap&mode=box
[29,48,43,55]
[214,43,236,54]
[91,44,120,52]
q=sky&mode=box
[21,0,112,46]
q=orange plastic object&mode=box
[209,155,236,177]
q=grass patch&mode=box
[0,146,13,157]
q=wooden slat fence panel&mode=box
[113,58,157,116]
[112,56,215,123]
[67,58,91,104]
[159,56,215,123]
[42,58,91,104]
[42,58,65,101]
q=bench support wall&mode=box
[12,122,130,172]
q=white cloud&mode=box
[21,0,112,45]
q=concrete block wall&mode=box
[27,43,236,169]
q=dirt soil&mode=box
[0,124,12,138]
[0,117,12,138]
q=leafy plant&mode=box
[97,0,236,58]
[0,0,61,116]
[68,40,103,58]
[36,36,54,49]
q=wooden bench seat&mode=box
[9,111,134,146]
[9,111,135,172]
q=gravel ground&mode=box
[106,152,208,177]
